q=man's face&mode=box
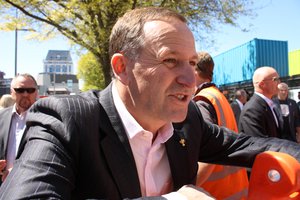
[124,19,198,130]
[262,72,280,98]
[240,94,248,104]
[278,87,288,100]
[11,76,38,114]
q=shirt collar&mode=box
[236,99,243,109]
[112,81,173,142]
[255,92,274,108]
[11,104,29,120]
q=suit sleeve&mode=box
[184,101,300,167]
[293,100,300,128]
[238,105,269,137]
[195,99,217,124]
[198,119,300,167]
[0,96,80,199]
[230,102,239,123]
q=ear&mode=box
[10,88,16,98]
[111,53,129,85]
[258,81,265,89]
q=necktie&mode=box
[270,103,279,127]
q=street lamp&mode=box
[14,9,35,76]
[14,28,35,76]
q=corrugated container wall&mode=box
[212,38,288,86]
[289,49,300,76]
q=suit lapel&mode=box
[166,125,190,191]
[273,105,284,129]
[0,107,13,159]
[98,84,141,198]
[254,94,279,137]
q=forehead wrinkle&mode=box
[144,22,196,60]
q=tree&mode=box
[0,0,254,88]
[77,51,105,91]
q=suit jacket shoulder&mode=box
[230,100,241,124]
[239,94,278,137]
[5,86,144,199]
[0,106,13,159]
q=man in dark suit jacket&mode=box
[273,82,300,142]
[239,66,283,138]
[2,8,300,200]
[0,107,13,181]
[230,89,248,125]
[0,73,38,184]
[297,91,300,114]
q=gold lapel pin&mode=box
[179,138,186,147]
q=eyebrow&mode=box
[159,49,198,60]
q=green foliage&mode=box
[77,52,105,91]
[0,0,254,90]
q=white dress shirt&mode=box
[6,105,28,169]
[236,99,244,110]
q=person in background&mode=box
[273,82,300,143]
[297,91,300,112]
[239,66,283,138]
[0,73,38,184]
[230,89,248,125]
[3,7,300,200]
[193,51,249,199]
[0,94,15,110]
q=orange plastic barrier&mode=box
[248,151,300,200]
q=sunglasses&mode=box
[14,88,36,94]
[262,77,280,82]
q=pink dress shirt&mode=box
[112,82,174,196]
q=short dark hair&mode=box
[109,7,187,61]
[235,89,247,99]
[11,73,38,88]
[196,51,214,81]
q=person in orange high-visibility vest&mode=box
[194,51,249,200]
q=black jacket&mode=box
[1,85,300,199]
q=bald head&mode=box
[252,66,280,99]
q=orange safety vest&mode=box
[194,86,249,200]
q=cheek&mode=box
[11,93,17,100]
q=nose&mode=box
[176,63,195,89]
[22,91,30,96]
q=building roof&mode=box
[45,50,73,62]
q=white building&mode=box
[43,50,73,74]
[37,50,80,96]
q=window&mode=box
[62,65,67,72]
[49,65,54,72]
[56,65,60,72]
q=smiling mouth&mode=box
[175,94,190,102]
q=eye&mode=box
[189,60,197,66]
[163,58,177,68]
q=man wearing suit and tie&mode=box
[2,8,300,200]
[239,66,283,138]
[0,74,38,184]
[230,89,248,125]
[272,82,300,142]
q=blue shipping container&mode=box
[212,38,288,86]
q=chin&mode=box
[171,111,188,123]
